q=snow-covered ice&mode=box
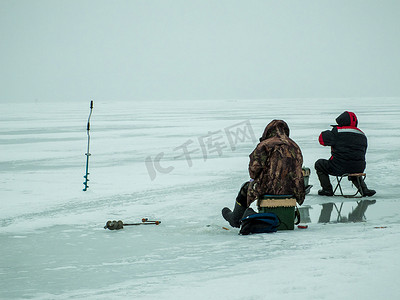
[1,98,400,299]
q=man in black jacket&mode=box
[315,111,376,196]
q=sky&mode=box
[0,0,399,103]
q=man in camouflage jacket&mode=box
[247,119,305,206]
[222,120,305,228]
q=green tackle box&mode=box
[258,195,296,230]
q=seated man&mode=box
[222,120,305,228]
[315,111,375,196]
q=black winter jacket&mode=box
[319,111,367,173]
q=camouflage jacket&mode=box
[247,120,305,206]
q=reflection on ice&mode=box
[299,200,377,224]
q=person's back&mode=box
[247,120,305,205]
[319,111,367,174]
[222,120,305,228]
[315,111,375,196]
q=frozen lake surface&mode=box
[1,98,400,299]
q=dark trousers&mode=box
[315,159,343,176]
[314,159,339,190]
[236,181,250,207]
[315,159,365,191]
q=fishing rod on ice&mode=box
[83,100,94,191]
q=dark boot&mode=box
[222,182,249,228]
[316,171,334,196]
[349,177,376,197]
[222,201,246,228]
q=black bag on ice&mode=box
[239,212,280,235]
